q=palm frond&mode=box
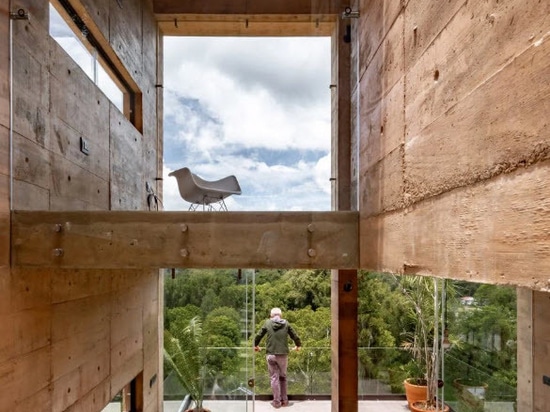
[164,316,207,409]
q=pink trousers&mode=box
[266,354,288,406]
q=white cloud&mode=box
[315,154,332,195]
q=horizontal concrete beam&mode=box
[11,211,358,269]
[154,0,342,36]
[158,17,335,37]
[153,0,343,16]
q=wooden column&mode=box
[331,9,358,412]
[331,269,358,412]
[516,288,533,411]
[532,290,550,411]
[331,11,352,212]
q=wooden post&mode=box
[516,288,533,411]
[331,10,358,412]
[331,269,358,412]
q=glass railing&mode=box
[442,347,516,412]
[162,346,516,410]
[358,347,413,397]
[164,346,408,400]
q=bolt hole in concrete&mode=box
[434,69,440,82]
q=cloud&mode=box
[163,36,332,211]
[165,37,330,107]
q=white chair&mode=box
[169,167,241,211]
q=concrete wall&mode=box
[0,0,162,410]
[355,1,550,410]
[356,0,550,288]
[0,0,12,407]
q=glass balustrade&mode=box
[160,346,515,411]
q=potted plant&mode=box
[164,316,211,412]
[400,275,450,412]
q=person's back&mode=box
[261,315,299,355]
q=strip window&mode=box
[49,0,136,123]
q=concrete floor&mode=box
[103,399,409,412]
[103,399,518,411]
[166,400,409,412]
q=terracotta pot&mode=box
[410,401,450,412]
[403,378,427,409]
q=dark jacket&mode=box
[254,317,301,355]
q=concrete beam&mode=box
[11,210,358,269]
[153,0,342,16]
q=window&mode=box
[49,0,133,120]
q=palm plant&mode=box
[400,275,450,411]
[164,316,209,412]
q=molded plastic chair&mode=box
[169,167,241,211]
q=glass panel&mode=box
[443,282,517,412]
[359,347,414,397]
[251,269,332,406]
[164,269,255,411]
[96,61,124,110]
[357,273,517,411]
[254,346,332,397]
[49,4,94,78]
[49,2,124,112]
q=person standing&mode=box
[254,307,302,408]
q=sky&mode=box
[162,36,332,211]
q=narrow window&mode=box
[49,0,134,121]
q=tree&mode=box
[449,283,517,401]
[254,269,331,318]
[165,305,201,331]
[286,307,331,394]
[357,272,400,380]
[165,269,239,310]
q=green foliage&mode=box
[447,283,517,401]
[395,275,461,407]
[473,284,516,310]
[357,272,402,380]
[254,269,284,285]
[165,269,239,311]
[204,310,242,346]
[217,285,246,310]
[164,317,208,410]
[252,266,332,389]
[254,269,331,318]
[286,307,331,393]
[165,305,201,331]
